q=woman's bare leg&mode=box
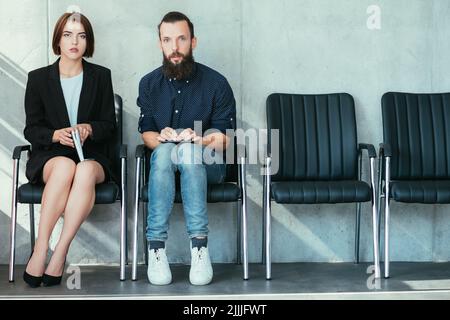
[25,157,76,277]
[44,160,105,276]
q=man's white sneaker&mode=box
[189,246,213,285]
[147,248,172,285]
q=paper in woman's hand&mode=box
[71,129,85,161]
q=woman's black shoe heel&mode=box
[42,258,66,287]
[23,251,43,288]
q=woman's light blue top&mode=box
[60,72,83,127]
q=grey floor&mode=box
[2,262,450,299]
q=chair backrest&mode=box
[267,93,358,181]
[382,92,450,180]
[108,93,123,184]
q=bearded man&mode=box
[137,11,236,286]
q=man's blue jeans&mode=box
[146,142,226,242]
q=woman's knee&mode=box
[44,157,76,183]
[74,161,104,184]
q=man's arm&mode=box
[142,127,179,150]
[142,131,161,150]
[201,132,230,151]
[177,128,230,151]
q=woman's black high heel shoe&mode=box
[23,251,43,288]
[42,258,66,287]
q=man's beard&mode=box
[162,49,195,80]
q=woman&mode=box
[23,12,117,287]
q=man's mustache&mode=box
[168,52,185,59]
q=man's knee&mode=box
[177,143,203,166]
[151,143,177,168]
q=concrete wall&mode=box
[1,0,450,266]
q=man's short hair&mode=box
[158,11,194,39]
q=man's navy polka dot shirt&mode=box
[137,62,236,135]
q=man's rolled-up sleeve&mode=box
[210,78,237,134]
[137,78,158,133]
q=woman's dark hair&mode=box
[52,12,95,57]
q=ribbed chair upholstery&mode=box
[379,92,450,278]
[131,139,249,281]
[9,94,128,282]
[263,93,380,280]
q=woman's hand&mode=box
[52,128,74,148]
[75,124,93,145]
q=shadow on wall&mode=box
[239,117,379,264]
[0,53,374,265]
[0,52,142,265]
[0,209,32,264]
[0,52,28,153]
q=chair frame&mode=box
[9,94,128,282]
[377,143,393,278]
[262,126,381,280]
[131,143,249,281]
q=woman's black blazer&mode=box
[24,58,117,183]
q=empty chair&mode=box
[263,93,380,280]
[379,92,450,278]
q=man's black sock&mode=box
[149,240,165,251]
[192,237,208,250]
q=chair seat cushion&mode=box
[18,182,119,204]
[391,180,450,203]
[271,180,371,204]
[140,183,241,203]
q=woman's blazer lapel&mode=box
[47,58,96,128]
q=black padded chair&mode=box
[263,93,380,280]
[9,94,128,282]
[131,139,249,280]
[378,92,450,278]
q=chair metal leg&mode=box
[131,157,141,281]
[354,202,361,264]
[119,158,127,281]
[240,158,249,280]
[236,200,242,265]
[265,157,272,280]
[143,205,148,266]
[29,204,35,253]
[384,157,391,278]
[262,169,267,265]
[377,156,383,254]
[354,153,363,264]
[369,157,381,279]
[9,159,19,282]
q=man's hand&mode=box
[177,128,199,142]
[157,127,178,142]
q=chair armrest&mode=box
[120,144,127,159]
[379,143,392,157]
[13,145,31,160]
[358,143,376,158]
[135,144,147,159]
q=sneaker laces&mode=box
[152,249,164,262]
[194,247,207,264]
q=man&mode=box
[137,11,236,286]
